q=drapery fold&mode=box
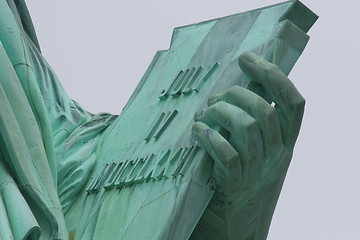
[0,0,117,238]
[0,159,40,240]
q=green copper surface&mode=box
[65,1,316,239]
[0,0,317,239]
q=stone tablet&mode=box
[64,1,317,239]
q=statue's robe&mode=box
[0,0,116,239]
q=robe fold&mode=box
[0,1,116,239]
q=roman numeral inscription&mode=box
[145,109,178,142]
[86,146,199,194]
[159,63,219,99]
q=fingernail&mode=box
[191,122,203,135]
[208,95,219,106]
[194,110,203,121]
[239,52,257,63]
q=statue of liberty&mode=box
[0,0,316,239]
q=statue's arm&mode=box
[190,52,305,240]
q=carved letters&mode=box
[144,109,178,142]
[86,64,216,194]
[159,63,219,99]
[86,146,199,194]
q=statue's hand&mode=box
[190,52,305,240]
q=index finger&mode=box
[238,52,305,148]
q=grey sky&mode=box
[26,1,360,239]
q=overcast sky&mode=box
[26,1,360,239]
